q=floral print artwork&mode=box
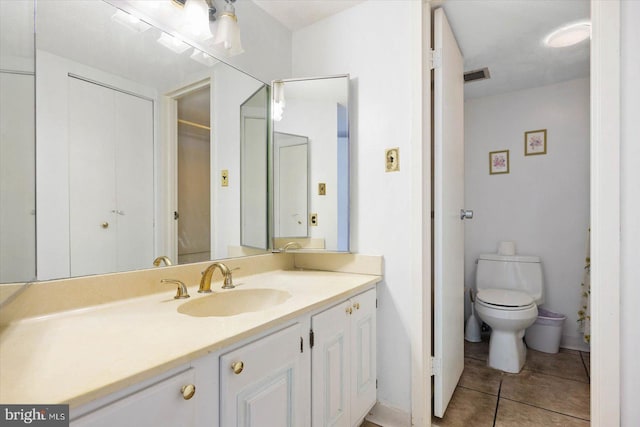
[525,129,547,155]
[489,150,509,174]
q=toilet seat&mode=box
[476,289,535,311]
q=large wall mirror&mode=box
[0,1,351,285]
[271,76,350,252]
[1,0,271,283]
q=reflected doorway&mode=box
[177,85,211,264]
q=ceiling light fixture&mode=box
[111,9,151,33]
[544,21,591,48]
[157,32,191,54]
[272,81,285,122]
[213,0,244,56]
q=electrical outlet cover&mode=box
[385,148,400,172]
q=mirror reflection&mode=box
[0,0,36,283]
[271,75,350,252]
[0,0,270,283]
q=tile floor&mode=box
[362,339,590,427]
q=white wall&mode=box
[211,64,265,258]
[464,78,590,350]
[620,1,640,424]
[292,0,417,413]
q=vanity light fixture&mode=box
[544,21,591,48]
[111,9,151,33]
[157,32,191,54]
[182,0,214,40]
[212,0,244,56]
[191,49,219,67]
[272,81,285,122]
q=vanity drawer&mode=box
[71,368,196,427]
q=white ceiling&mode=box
[252,0,365,31]
[253,0,590,99]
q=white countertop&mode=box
[0,269,380,408]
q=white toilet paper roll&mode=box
[498,241,516,255]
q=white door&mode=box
[278,142,308,237]
[349,289,376,426]
[0,72,35,282]
[69,77,153,276]
[433,7,466,418]
[114,90,154,272]
[69,78,118,276]
[220,324,307,427]
[311,300,351,427]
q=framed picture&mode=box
[489,150,509,175]
[525,129,547,156]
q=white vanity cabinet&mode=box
[71,369,198,427]
[68,286,376,427]
[219,322,309,427]
[70,353,218,427]
[311,288,377,427]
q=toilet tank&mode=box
[476,254,544,304]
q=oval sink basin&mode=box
[177,288,292,317]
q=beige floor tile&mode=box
[432,386,497,427]
[458,357,503,395]
[524,348,589,383]
[501,370,590,420]
[464,339,490,362]
[495,398,590,427]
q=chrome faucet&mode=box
[281,241,302,252]
[153,256,173,267]
[199,262,235,293]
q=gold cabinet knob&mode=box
[101,222,109,229]
[346,307,353,315]
[353,302,360,310]
[181,384,196,400]
[231,361,244,375]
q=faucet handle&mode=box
[161,279,190,299]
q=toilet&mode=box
[474,253,543,373]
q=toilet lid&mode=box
[476,289,534,308]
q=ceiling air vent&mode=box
[464,67,491,83]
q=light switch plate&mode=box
[221,169,229,187]
[318,183,326,195]
[385,148,400,172]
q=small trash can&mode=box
[525,308,566,354]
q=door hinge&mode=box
[309,329,314,349]
[376,379,378,389]
[174,211,179,220]
[431,356,441,377]
[429,49,442,70]
[375,298,378,309]
[300,337,303,353]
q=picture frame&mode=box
[524,129,547,156]
[489,150,509,175]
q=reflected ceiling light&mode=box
[182,0,214,40]
[272,81,285,122]
[213,0,244,56]
[544,21,591,48]
[157,32,191,54]
[191,49,219,67]
[111,9,151,33]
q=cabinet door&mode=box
[311,300,351,427]
[349,289,377,426]
[71,369,196,427]
[220,323,306,427]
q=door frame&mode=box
[411,0,622,425]
[162,78,211,263]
